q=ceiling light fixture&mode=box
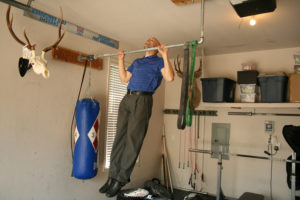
[250,16,256,26]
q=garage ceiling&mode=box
[9,0,300,57]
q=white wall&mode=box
[164,47,300,200]
[0,4,164,200]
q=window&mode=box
[104,63,128,169]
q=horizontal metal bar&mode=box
[256,113,300,117]
[79,37,204,61]
[231,153,270,160]
[228,112,300,117]
[189,148,300,163]
[228,112,252,116]
[105,43,187,57]
[189,149,212,154]
[164,108,217,116]
[0,0,30,10]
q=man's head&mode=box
[144,37,160,54]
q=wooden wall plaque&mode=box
[52,46,103,70]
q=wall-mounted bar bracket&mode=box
[52,46,102,70]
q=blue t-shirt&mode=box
[127,54,164,93]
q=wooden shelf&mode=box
[199,102,300,108]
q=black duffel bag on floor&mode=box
[144,178,172,199]
[117,188,150,200]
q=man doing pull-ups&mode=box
[99,37,174,198]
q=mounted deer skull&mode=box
[174,55,202,109]
[6,5,65,78]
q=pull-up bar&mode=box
[79,0,205,61]
[79,39,203,61]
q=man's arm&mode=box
[158,44,174,82]
[118,50,132,83]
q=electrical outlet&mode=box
[264,120,274,134]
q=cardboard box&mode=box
[289,74,300,102]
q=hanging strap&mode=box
[84,61,93,98]
[177,42,190,130]
[70,59,88,176]
[185,40,198,127]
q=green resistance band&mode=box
[185,40,198,127]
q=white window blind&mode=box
[105,64,128,169]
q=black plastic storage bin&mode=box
[237,70,259,84]
[258,75,288,103]
[201,78,236,102]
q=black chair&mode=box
[283,125,300,198]
[283,125,300,154]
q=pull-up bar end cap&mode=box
[78,55,84,62]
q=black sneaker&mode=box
[99,178,115,193]
[106,180,125,197]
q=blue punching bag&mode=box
[73,98,100,179]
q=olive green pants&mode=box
[109,93,153,183]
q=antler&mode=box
[194,57,202,78]
[42,7,65,53]
[23,30,35,50]
[174,55,183,78]
[6,5,35,50]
